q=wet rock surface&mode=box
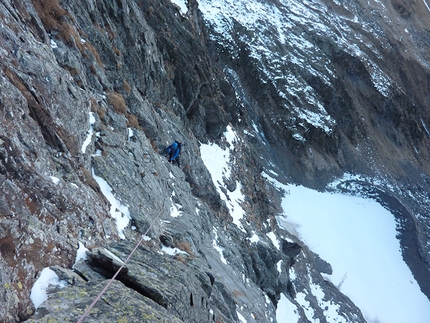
[0,0,429,322]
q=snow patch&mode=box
[50,39,58,49]
[161,245,188,256]
[276,260,283,274]
[248,232,260,243]
[266,231,280,250]
[30,268,67,309]
[296,291,319,322]
[170,193,183,218]
[200,125,246,232]
[49,176,60,184]
[127,127,134,140]
[236,308,247,323]
[142,235,151,241]
[92,168,130,239]
[170,0,188,15]
[309,274,348,323]
[74,241,88,265]
[81,112,96,153]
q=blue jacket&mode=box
[166,141,181,161]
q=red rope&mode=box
[76,206,164,323]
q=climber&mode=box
[166,140,182,167]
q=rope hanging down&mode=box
[76,205,165,323]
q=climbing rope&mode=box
[76,204,165,323]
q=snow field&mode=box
[265,175,430,323]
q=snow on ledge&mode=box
[74,241,88,266]
[103,248,125,264]
[161,245,188,256]
[30,268,67,309]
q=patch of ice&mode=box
[170,202,183,217]
[265,294,271,305]
[293,133,306,142]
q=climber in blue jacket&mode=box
[166,141,182,166]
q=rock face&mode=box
[0,0,429,322]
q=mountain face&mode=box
[0,0,429,322]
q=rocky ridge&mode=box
[0,0,429,322]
